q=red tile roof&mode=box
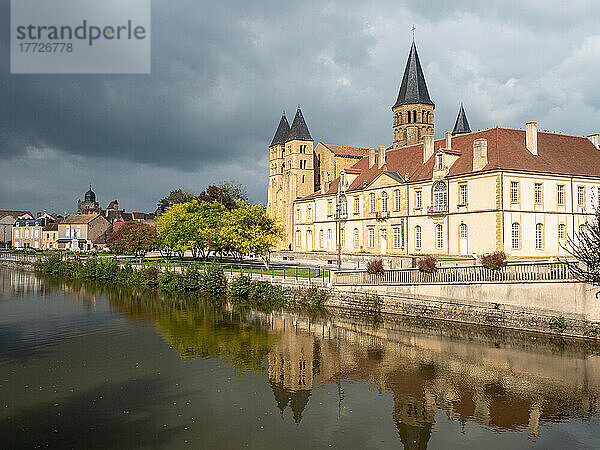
[321,144,371,158]
[301,127,600,199]
[0,210,33,219]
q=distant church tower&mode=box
[392,42,435,148]
[267,107,314,248]
[452,103,472,135]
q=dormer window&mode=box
[435,153,444,170]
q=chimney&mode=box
[473,138,488,171]
[526,121,538,155]
[369,148,376,168]
[377,146,386,169]
[445,131,452,150]
[587,134,600,149]
[423,134,434,163]
[36,212,41,218]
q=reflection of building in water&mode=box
[266,316,340,422]
[0,268,45,297]
[263,309,600,448]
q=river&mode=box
[1,266,599,449]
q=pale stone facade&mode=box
[267,41,600,258]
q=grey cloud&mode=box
[1,0,599,213]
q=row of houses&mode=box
[1,187,156,251]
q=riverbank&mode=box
[2,255,598,340]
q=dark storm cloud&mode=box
[1,0,599,213]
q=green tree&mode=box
[107,222,159,257]
[220,201,282,266]
[156,200,226,260]
[197,181,248,210]
[157,188,196,212]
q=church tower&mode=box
[452,103,472,135]
[267,112,290,220]
[392,42,435,148]
[267,107,314,248]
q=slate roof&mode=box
[452,104,472,135]
[393,42,434,108]
[321,144,370,158]
[298,127,600,200]
[270,113,291,147]
[286,107,312,142]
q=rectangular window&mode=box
[557,184,565,205]
[327,201,333,216]
[340,229,345,248]
[368,228,375,248]
[415,226,422,249]
[25,229,29,238]
[459,184,468,206]
[535,223,544,249]
[297,208,301,222]
[307,207,312,221]
[354,197,360,214]
[436,225,443,249]
[534,183,543,204]
[577,186,585,206]
[369,193,376,213]
[511,223,520,250]
[353,228,360,248]
[381,192,388,213]
[394,190,401,211]
[34,229,39,238]
[14,229,19,238]
[319,229,324,248]
[510,181,519,203]
[415,190,422,209]
[558,224,565,242]
[393,227,401,249]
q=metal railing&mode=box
[333,261,575,286]
[0,251,332,286]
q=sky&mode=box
[1,0,599,215]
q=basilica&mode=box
[267,41,600,257]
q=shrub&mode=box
[550,315,568,332]
[417,255,438,274]
[182,263,204,291]
[305,285,328,308]
[479,251,507,271]
[248,281,286,310]
[365,293,383,312]
[199,262,227,298]
[158,271,185,293]
[229,275,252,299]
[129,266,160,287]
[366,258,384,275]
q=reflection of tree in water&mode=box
[154,307,277,375]
[32,271,600,445]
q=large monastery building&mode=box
[267,40,600,258]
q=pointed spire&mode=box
[270,112,290,147]
[286,106,312,142]
[452,103,472,135]
[393,42,434,108]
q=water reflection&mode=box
[2,268,600,448]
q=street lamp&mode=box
[336,172,347,271]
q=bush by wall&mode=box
[366,258,384,275]
[417,255,438,274]
[479,251,507,271]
